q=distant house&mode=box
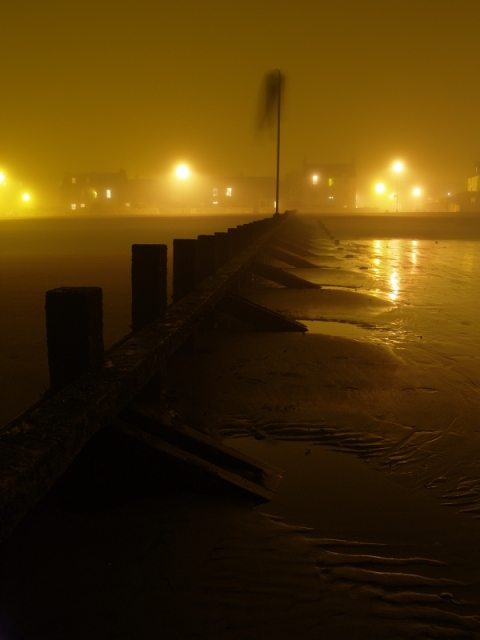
[445,162,480,213]
[206,176,277,213]
[60,170,130,211]
[60,170,277,214]
[298,161,356,212]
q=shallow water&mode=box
[305,232,480,401]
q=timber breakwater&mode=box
[0,212,321,544]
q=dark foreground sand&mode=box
[1,216,480,639]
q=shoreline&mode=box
[2,216,480,638]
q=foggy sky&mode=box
[2,0,479,201]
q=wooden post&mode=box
[214,232,230,270]
[173,238,197,304]
[45,287,104,393]
[195,234,216,285]
[131,244,167,333]
[227,227,241,259]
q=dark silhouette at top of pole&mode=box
[257,70,285,215]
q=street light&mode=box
[175,164,190,180]
[375,183,386,194]
[175,164,190,213]
[392,161,403,212]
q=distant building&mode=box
[297,161,356,212]
[60,170,278,214]
[445,162,480,213]
[206,176,276,213]
[60,170,167,212]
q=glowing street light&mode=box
[392,161,404,212]
[175,164,190,180]
[21,193,31,203]
[0,172,5,185]
[175,163,190,213]
[375,183,386,194]
[412,187,421,197]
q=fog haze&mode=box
[1,0,479,201]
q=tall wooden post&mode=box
[195,234,216,286]
[172,238,197,304]
[227,227,241,259]
[214,232,230,270]
[45,287,104,393]
[131,244,167,332]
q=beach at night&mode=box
[1,213,480,638]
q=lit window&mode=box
[328,196,334,200]
[328,178,334,186]
[106,189,111,199]
[93,191,97,198]
[226,187,232,197]
[71,204,77,210]
[72,177,76,184]
[213,188,218,197]
[80,203,85,208]
[125,202,130,207]
[213,201,218,205]
[312,175,318,185]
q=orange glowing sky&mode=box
[1,0,479,200]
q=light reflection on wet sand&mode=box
[3,215,480,636]
[311,235,480,361]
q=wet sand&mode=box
[2,214,480,638]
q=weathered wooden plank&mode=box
[119,403,283,495]
[115,420,278,502]
[217,293,307,332]
[45,287,104,394]
[0,213,293,543]
[265,246,320,269]
[251,262,321,289]
[271,239,319,257]
[172,239,197,304]
[131,244,167,332]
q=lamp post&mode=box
[175,164,190,214]
[412,187,421,212]
[375,183,386,211]
[392,161,403,213]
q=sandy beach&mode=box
[1,214,480,638]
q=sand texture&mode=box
[1,214,480,638]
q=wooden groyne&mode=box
[0,212,321,543]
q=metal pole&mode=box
[396,175,399,213]
[275,70,281,215]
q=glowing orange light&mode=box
[175,164,190,180]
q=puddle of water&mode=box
[304,320,374,339]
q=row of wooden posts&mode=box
[45,214,287,395]
[1,212,309,543]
